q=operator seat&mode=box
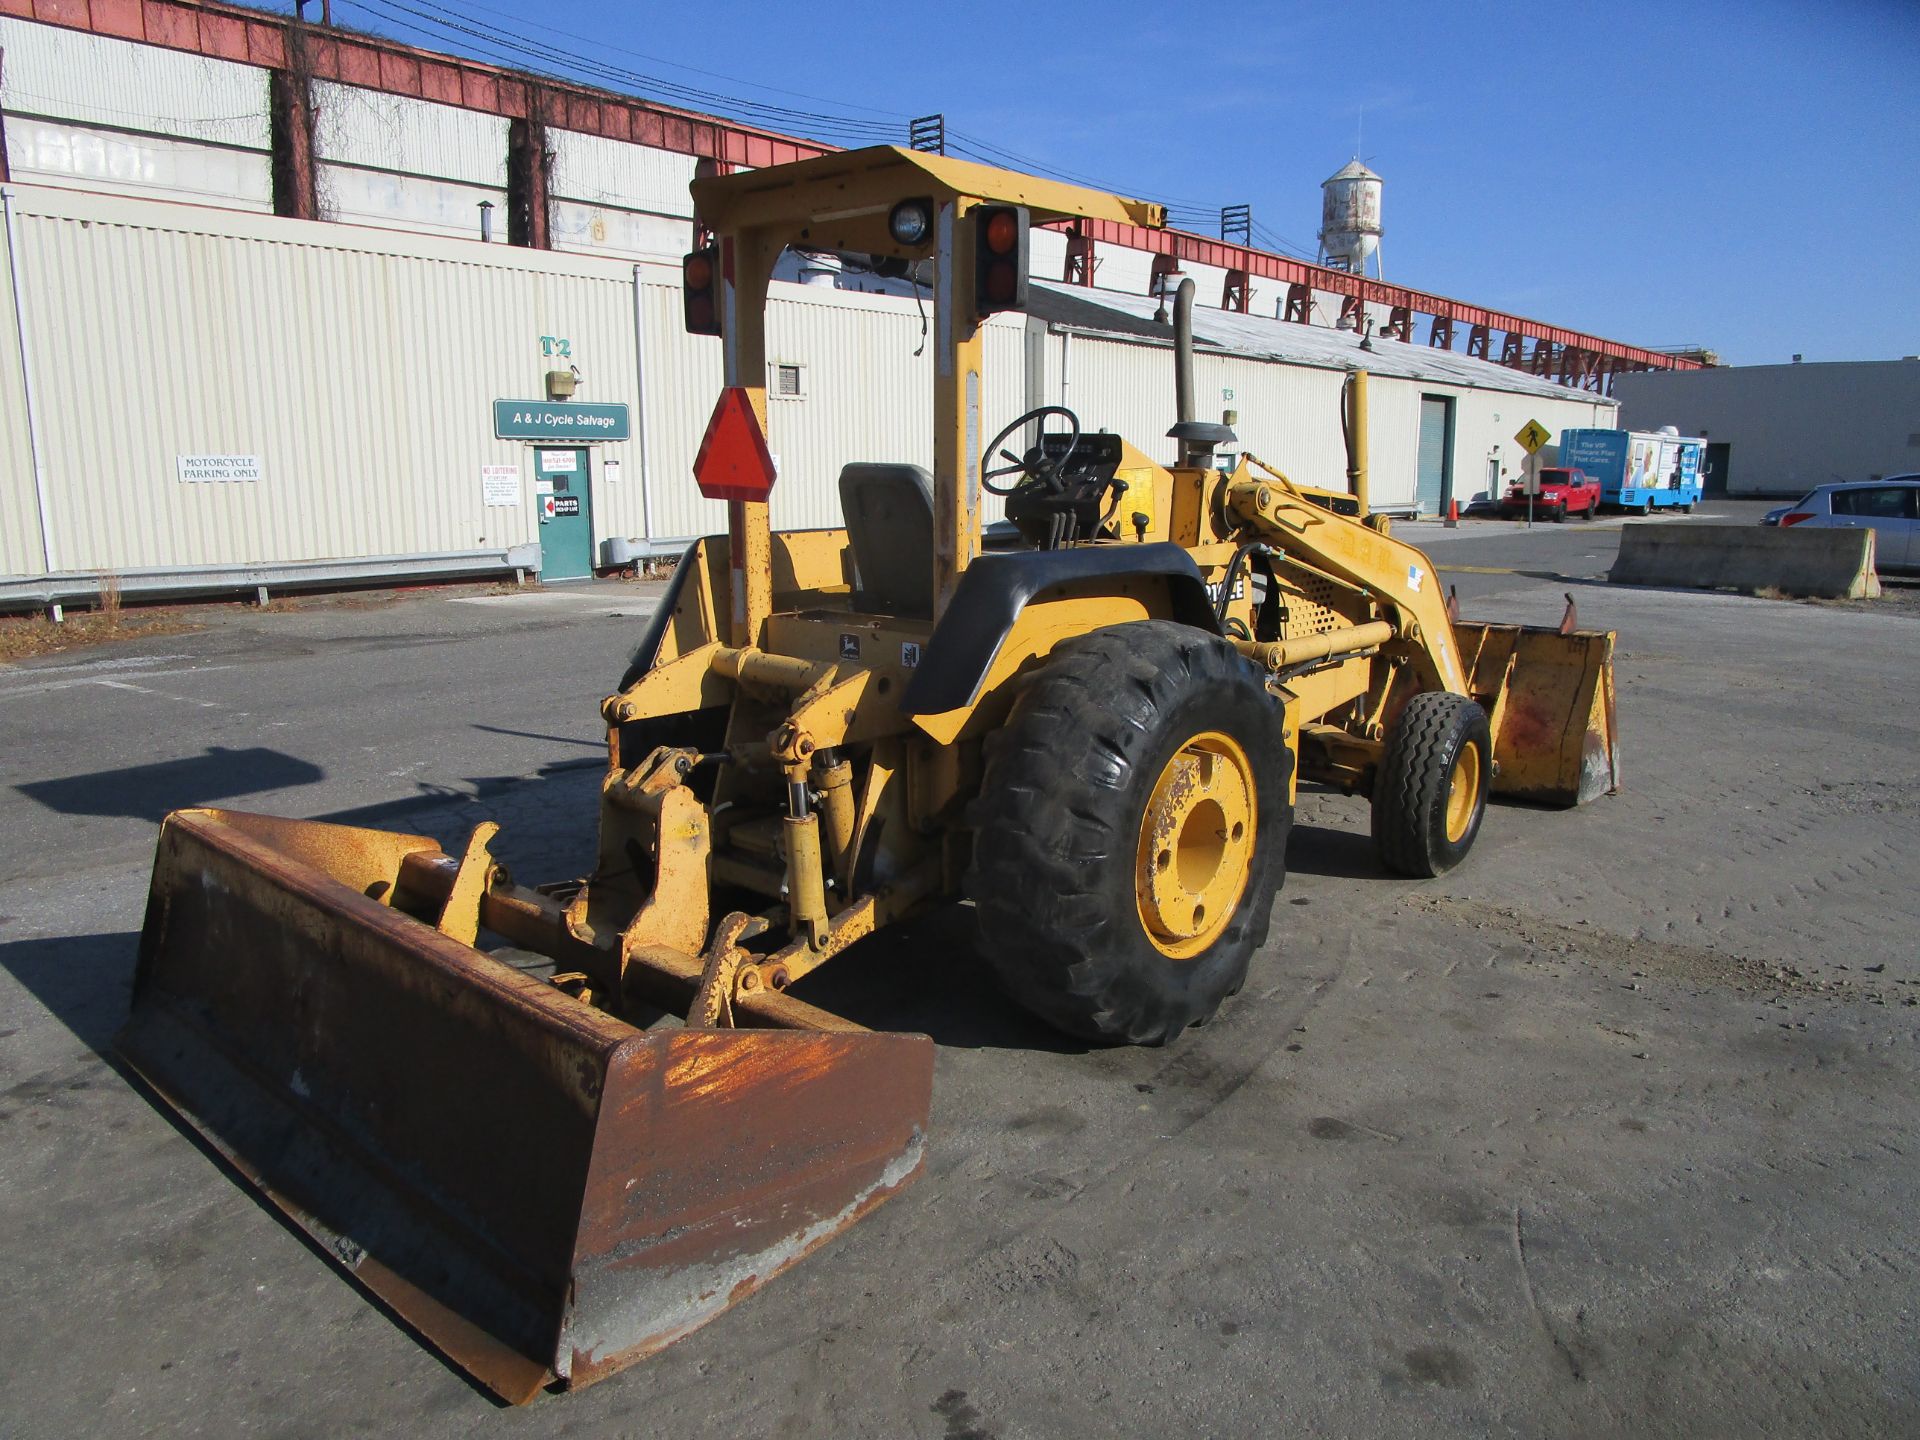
[839,463,936,618]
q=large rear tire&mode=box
[967,621,1292,1045]
[1372,691,1491,878]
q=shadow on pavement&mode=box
[312,757,605,879]
[0,930,138,1059]
[15,747,325,823]
[1284,821,1389,880]
[1,756,1076,1065]
[467,722,605,749]
[790,904,1089,1055]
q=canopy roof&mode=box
[691,145,1166,233]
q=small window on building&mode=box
[773,362,806,399]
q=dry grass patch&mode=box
[0,607,201,664]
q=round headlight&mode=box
[888,198,933,247]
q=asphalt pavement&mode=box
[2,506,1916,1438]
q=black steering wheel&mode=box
[981,405,1082,496]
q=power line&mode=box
[336,0,902,140]
[415,0,911,120]
[359,0,900,133]
[326,1,1323,272]
[1250,221,1316,261]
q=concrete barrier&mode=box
[1608,524,1881,600]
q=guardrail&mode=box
[0,545,543,614]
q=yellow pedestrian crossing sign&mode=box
[1515,419,1552,454]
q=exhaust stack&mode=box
[1166,279,1235,468]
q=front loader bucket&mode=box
[1454,617,1620,807]
[118,809,932,1403]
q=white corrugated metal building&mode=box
[1,12,1619,601]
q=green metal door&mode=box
[536,447,594,581]
[1416,395,1453,517]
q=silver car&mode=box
[1761,476,1919,574]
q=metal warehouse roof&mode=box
[1028,280,1619,406]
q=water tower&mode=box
[1318,159,1383,277]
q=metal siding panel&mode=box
[977,316,1029,526]
[4,118,274,210]
[630,289,1028,544]
[548,130,696,216]
[0,199,41,576]
[1029,226,1067,281]
[550,201,688,263]
[761,285,932,532]
[635,279,727,542]
[1057,334,1172,458]
[316,163,508,244]
[1365,380,1423,511]
[1192,349,1348,488]
[6,186,641,572]
[1087,245,1155,300]
[0,17,272,150]
[312,81,508,187]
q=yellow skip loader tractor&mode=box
[120,147,1619,1401]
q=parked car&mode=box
[1500,467,1601,522]
[1759,476,1919,574]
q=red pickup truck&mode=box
[1500,467,1601,521]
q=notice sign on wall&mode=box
[481,464,521,507]
[177,454,262,482]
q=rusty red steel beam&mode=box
[1059,217,1700,372]
[0,0,834,169]
[8,0,1696,377]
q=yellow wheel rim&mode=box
[1134,731,1256,960]
[1445,738,1483,844]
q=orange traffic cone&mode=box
[1445,497,1460,529]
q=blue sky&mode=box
[303,0,1918,365]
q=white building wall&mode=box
[551,130,695,211]
[1042,327,1614,514]
[632,286,1029,543]
[0,16,272,209]
[547,129,698,261]
[311,83,505,186]
[3,118,274,213]
[1030,226,1068,283]
[1194,347,1351,486]
[0,17,270,148]
[1086,243,1155,299]
[551,199,691,263]
[0,184,640,575]
[1614,361,1920,495]
[311,82,510,243]
[0,194,43,575]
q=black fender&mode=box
[899,543,1220,716]
[617,539,703,692]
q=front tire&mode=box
[967,621,1292,1045]
[1372,692,1491,878]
